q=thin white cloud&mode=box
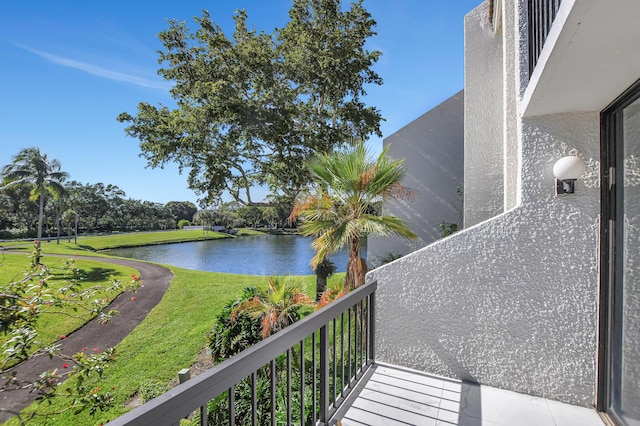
[17,44,171,91]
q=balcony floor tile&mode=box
[334,363,603,426]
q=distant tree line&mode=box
[193,198,294,231]
[0,148,301,240]
[0,178,200,239]
[0,147,200,240]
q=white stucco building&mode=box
[368,1,640,424]
[367,91,464,267]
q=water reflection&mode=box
[106,235,366,276]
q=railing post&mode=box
[229,387,235,426]
[270,359,276,426]
[348,307,352,387]
[286,349,292,425]
[200,404,207,426]
[300,341,305,425]
[359,300,364,372]
[340,312,345,397]
[369,291,375,363]
[528,0,563,77]
[332,318,337,401]
[312,332,317,424]
[319,324,329,424]
[251,372,257,426]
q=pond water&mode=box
[106,235,367,276]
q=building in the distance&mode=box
[367,90,464,267]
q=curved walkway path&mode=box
[0,254,173,422]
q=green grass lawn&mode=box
[0,253,139,368]
[0,229,272,255]
[5,262,339,425]
[73,230,238,250]
[0,229,275,258]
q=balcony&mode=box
[107,279,603,426]
[108,282,377,426]
[522,0,640,117]
[527,0,563,78]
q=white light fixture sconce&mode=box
[553,156,586,195]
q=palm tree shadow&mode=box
[78,267,119,283]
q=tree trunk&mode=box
[55,211,61,244]
[346,236,366,290]
[74,209,78,244]
[37,191,44,240]
[36,191,44,264]
[315,257,336,301]
[316,271,327,302]
[346,237,369,353]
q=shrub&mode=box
[204,281,313,425]
[0,228,35,240]
[177,219,191,229]
[207,287,263,363]
[139,379,172,403]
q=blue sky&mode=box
[0,0,480,206]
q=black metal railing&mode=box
[528,0,563,77]
[107,281,377,426]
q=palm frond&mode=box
[359,214,417,239]
[233,277,312,338]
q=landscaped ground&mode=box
[0,253,139,368]
[0,228,268,253]
[1,231,334,425]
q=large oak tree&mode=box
[118,0,383,206]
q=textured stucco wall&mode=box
[368,0,602,407]
[464,2,505,227]
[367,91,464,267]
[369,111,600,406]
[503,0,520,211]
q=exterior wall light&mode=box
[553,156,587,195]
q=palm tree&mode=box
[291,142,417,291]
[1,148,69,243]
[233,277,312,339]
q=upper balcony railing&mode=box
[528,0,563,77]
[107,280,377,426]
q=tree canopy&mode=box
[118,0,383,206]
[164,201,197,222]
